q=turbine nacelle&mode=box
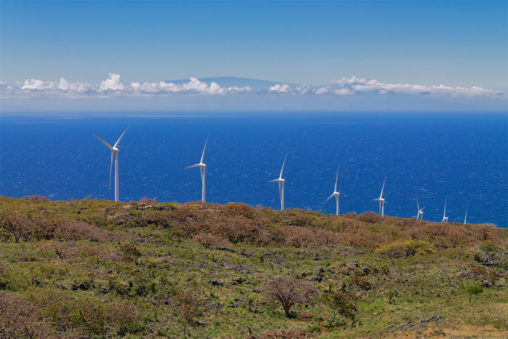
[186,162,206,169]
[374,178,387,217]
[271,153,288,211]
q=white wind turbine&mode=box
[325,165,341,215]
[185,135,209,203]
[416,196,424,221]
[373,177,387,216]
[94,127,129,202]
[270,153,288,211]
[442,197,449,223]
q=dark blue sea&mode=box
[1,112,507,227]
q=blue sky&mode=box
[0,0,507,111]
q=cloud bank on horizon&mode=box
[0,73,503,99]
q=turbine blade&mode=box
[324,193,334,204]
[185,164,201,169]
[279,152,288,178]
[200,134,209,164]
[94,134,114,151]
[334,165,340,192]
[380,177,386,198]
[269,179,278,183]
[113,126,129,148]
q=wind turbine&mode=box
[464,203,468,224]
[94,127,129,202]
[442,197,449,223]
[416,196,424,221]
[325,165,341,215]
[373,177,387,216]
[270,153,288,210]
[185,135,209,203]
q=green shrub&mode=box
[480,241,499,252]
[172,291,203,337]
[320,289,358,327]
[0,278,8,290]
[465,284,483,302]
[348,271,371,291]
[376,240,435,258]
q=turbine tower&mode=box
[464,203,468,224]
[325,165,341,215]
[94,127,129,202]
[185,135,209,203]
[270,153,288,210]
[373,177,387,216]
[416,196,424,221]
[441,197,449,223]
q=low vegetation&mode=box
[0,195,507,338]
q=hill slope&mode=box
[0,196,507,338]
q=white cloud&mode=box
[21,79,55,90]
[269,83,291,93]
[333,88,354,96]
[1,73,502,99]
[330,76,502,97]
[129,77,251,95]
[99,73,125,91]
[314,87,328,95]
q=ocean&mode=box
[1,112,507,227]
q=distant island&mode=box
[0,195,506,338]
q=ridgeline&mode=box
[0,195,507,338]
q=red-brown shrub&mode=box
[279,226,341,248]
[23,195,51,202]
[53,219,110,241]
[358,212,383,224]
[209,215,261,244]
[218,202,259,219]
[0,291,54,338]
[344,230,380,249]
[139,197,158,205]
[194,233,229,248]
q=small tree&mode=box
[1,214,33,243]
[465,284,483,302]
[172,291,201,338]
[262,276,317,318]
[320,289,358,327]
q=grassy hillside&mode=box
[0,195,507,338]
